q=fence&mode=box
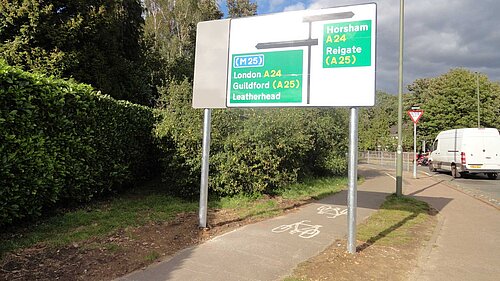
[358,151,415,171]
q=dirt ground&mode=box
[0,199,306,281]
[291,214,438,281]
[291,240,424,281]
[0,200,436,281]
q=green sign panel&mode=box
[323,20,372,68]
[230,50,303,104]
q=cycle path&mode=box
[118,168,395,281]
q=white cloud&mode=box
[283,2,306,11]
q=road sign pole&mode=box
[407,109,423,180]
[413,122,417,179]
[199,108,212,228]
[347,107,359,254]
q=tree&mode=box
[226,0,257,18]
[143,0,222,82]
[359,91,399,151]
[408,68,500,141]
[0,0,152,105]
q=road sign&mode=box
[230,50,304,104]
[408,110,424,124]
[225,3,376,107]
[192,4,376,255]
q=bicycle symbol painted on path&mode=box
[271,220,322,239]
[316,205,347,219]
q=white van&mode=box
[428,128,500,179]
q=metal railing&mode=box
[358,150,414,171]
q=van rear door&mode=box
[482,135,500,166]
[463,135,500,169]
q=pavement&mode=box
[404,170,500,281]
[118,165,500,281]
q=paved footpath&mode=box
[118,165,500,281]
[403,169,500,281]
[118,167,395,281]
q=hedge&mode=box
[1,63,350,224]
[0,62,158,226]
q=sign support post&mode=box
[407,109,423,179]
[199,108,212,228]
[413,121,417,178]
[347,107,359,254]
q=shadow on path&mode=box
[407,180,444,196]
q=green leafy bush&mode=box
[155,79,349,198]
[0,62,158,225]
[154,79,203,198]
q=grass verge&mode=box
[0,192,198,256]
[357,194,433,247]
[215,177,347,219]
[1,176,347,257]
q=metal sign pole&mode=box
[347,107,359,254]
[199,108,212,228]
[413,122,417,178]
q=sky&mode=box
[218,0,500,94]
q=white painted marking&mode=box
[317,205,348,219]
[271,220,322,239]
[384,172,396,181]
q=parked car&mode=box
[428,128,500,179]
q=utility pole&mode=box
[476,72,480,128]
[396,0,405,196]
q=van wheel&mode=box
[451,165,460,178]
[428,162,436,172]
[487,173,498,180]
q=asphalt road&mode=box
[362,161,500,206]
[418,165,500,207]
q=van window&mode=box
[432,140,438,151]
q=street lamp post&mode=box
[396,0,405,196]
[476,72,480,128]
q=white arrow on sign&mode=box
[407,110,424,124]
